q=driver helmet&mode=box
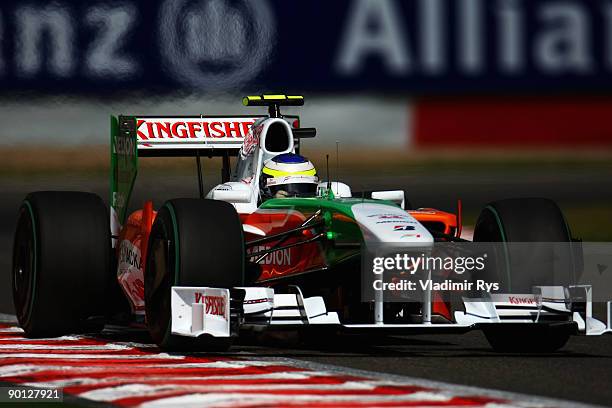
[260,153,318,199]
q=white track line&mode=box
[24,371,330,388]
[139,392,494,408]
[0,336,86,342]
[0,360,291,378]
[79,381,445,401]
[0,344,133,351]
[0,327,24,333]
[0,316,605,408]
[0,352,189,360]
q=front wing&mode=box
[170,285,612,338]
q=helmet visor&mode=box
[265,175,318,198]
[269,182,317,197]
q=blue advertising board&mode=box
[0,0,611,95]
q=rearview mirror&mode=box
[371,190,405,209]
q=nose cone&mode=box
[352,203,434,246]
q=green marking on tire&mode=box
[166,203,180,285]
[560,210,577,280]
[484,205,512,290]
[22,201,37,327]
[160,202,180,347]
[237,212,245,286]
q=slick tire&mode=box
[473,198,574,352]
[12,192,110,337]
[144,199,244,351]
[483,323,575,353]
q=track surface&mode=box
[1,171,612,406]
[0,321,605,408]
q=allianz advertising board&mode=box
[0,0,610,94]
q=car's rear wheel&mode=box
[144,199,244,350]
[12,192,110,337]
[473,198,574,352]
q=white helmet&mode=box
[260,153,318,199]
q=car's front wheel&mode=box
[473,198,575,353]
[144,199,244,350]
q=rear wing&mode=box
[110,93,311,239]
[130,115,300,157]
[109,114,299,232]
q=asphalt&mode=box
[241,331,612,407]
[1,168,612,406]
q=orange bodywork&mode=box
[409,208,460,322]
[116,201,157,313]
[408,208,458,236]
[240,209,326,282]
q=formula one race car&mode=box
[12,94,612,352]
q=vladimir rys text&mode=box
[370,253,500,294]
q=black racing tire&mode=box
[12,192,110,337]
[483,323,575,353]
[473,198,574,352]
[144,199,244,351]
[473,198,574,291]
[474,198,572,242]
